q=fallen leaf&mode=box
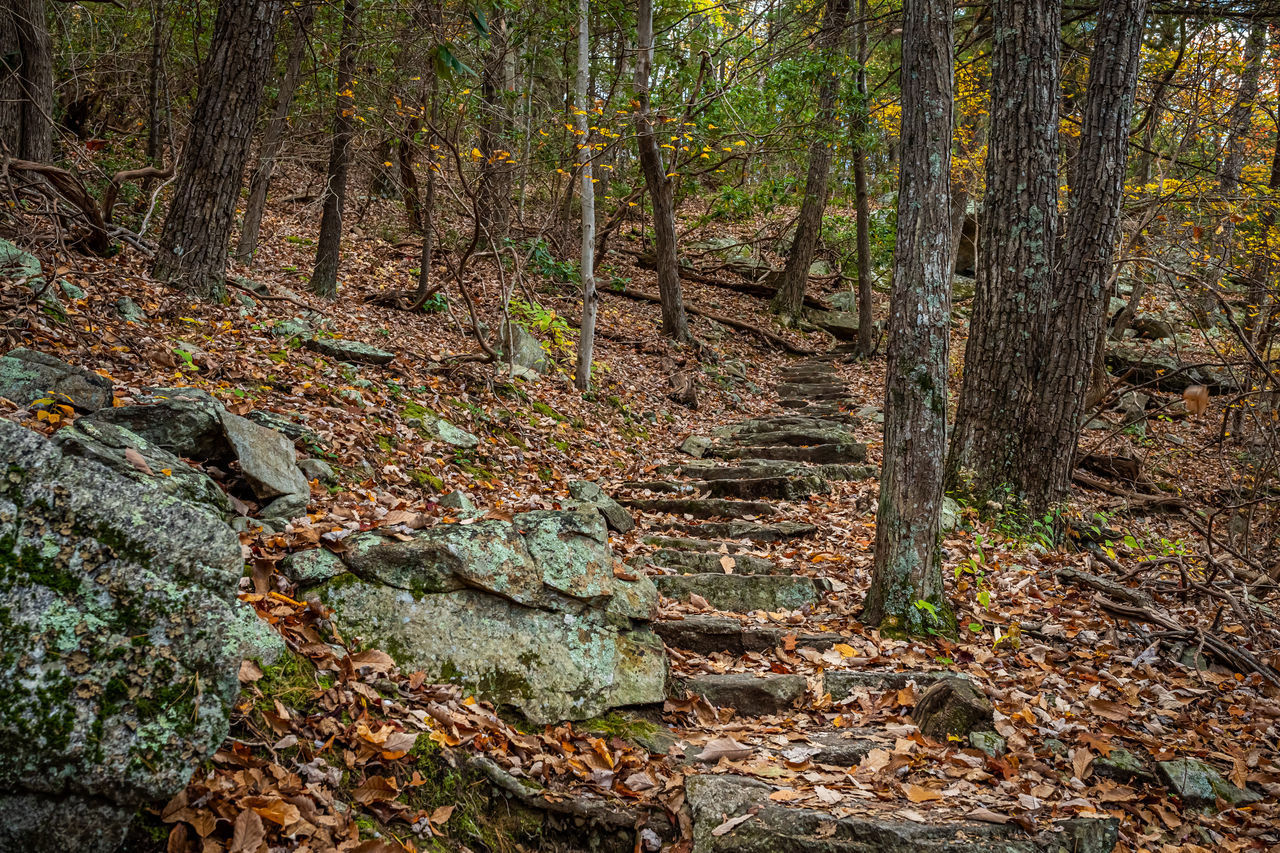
[124,447,153,475]
[711,813,754,837]
[229,809,265,853]
[696,737,753,762]
[904,783,943,803]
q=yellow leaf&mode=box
[833,643,857,658]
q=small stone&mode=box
[298,457,337,484]
[281,547,349,587]
[568,480,635,533]
[221,412,309,500]
[654,574,819,612]
[940,496,963,534]
[683,673,806,716]
[415,414,479,449]
[304,337,396,365]
[969,730,1007,757]
[912,678,994,740]
[680,435,712,458]
[1158,757,1261,809]
[1094,747,1154,784]
[272,317,312,339]
[440,490,478,514]
[114,296,147,323]
[260,491,309,522]
[59,280,86,300]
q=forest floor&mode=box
[4,180,1280,853]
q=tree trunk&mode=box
[309,0,360,298]
[862,0,955,637]
[0,0,53,161]
[634,0,690,342]
[574,0,598,391]
[153,0,283,299]
[773,0,851,320]
[146,0,170,166]
[236,1,313,265]
[477,8,514,244]
[853,0,874,357]
[1030,0,1148,512]
[947,0,1061,506]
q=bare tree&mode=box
[574,0,598,390]
[863,0,955,635]
[310,0,360,298]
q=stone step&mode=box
[686,774,1119,853]
[620,497,778,519]
[726,415,861,433]
[655,574,820,612]
[775,384,848,401]
[655,615,842,655]
[825,670,971,701]
[672,460,873,483]
[778,398,842,412]
[643,550,781,575]
[680,520,818,542]
[641,534,757,553]
[714,443,867,464]
[622,475,830,502]
[679,673,807,716]
[724,427,860,447]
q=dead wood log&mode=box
[5,158,111,254]
[608,285,817,355]
[624,248,834,312]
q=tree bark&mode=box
[1032,0,1148,512]
[772,0,851,320]
[146,0,170,167]
[153,0,283,299]
[0,0,53,161]
[477,7,514,244]
[574,0,598,391]
[947,0,1061,506]
[309,0,360,298]
[634,0,690,342]
[863,0,955,636]
[853,0,874,357]
[236,1,314,265]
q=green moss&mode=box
[452,457,494,481]
[529,400,566,422]
[411,469,445,493]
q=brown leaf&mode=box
[353,775,400,804]
[238,660,264,683]
[1072,748,1094,782]
[689,593,711,611]
[711,813,754,836]
[429,804,455,825]
[696,737,753,762]
[966,807,1012,824]
[229,809,265,853]
[903,783,943,803]
[124,447,154,475]
[719,555,736,574]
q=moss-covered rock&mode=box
[0,348,114,412]
[0,419,252,852]
[310,510,665,723]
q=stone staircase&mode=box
[599,358,1119,853]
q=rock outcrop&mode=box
[0,419,262,852]
[0,348,114,412]
[284,508,666,723]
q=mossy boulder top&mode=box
[284,508,667,724]
[0,419,264,852]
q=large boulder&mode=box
[498,320,551,374]
[288,508,666,723]
[0,419,255,852]
[221,412,308,501]
[86,387,229,460]
[0,348,114,412]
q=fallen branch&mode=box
[1071,469,1187,510]
[608,285,817,355]
[624,248,833,311]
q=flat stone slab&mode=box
[686,774,1119,853]
[1157,757,1261,809]
[681,673,807,715]
[673,460,872,483]
[655,574,820,612]
[304,337,396,365]
[621,497,778,519]
[715,444,867,464]
[655,615,842,655]
[681,521,818,542]
[641,535,755,553]
[645,550,781,576]
[825,670,971,701]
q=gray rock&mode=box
[683,673,806,715]
[1094,747,1154,784]
[1157,757,1260,809]
[220,412,308,501]
[655,574,819,612]
[940,496,962,534]
[620,497,778,519]
[439,490,478,514]
[808,259,833,277]
[829,291,858,312]
[114,296,147,323]
[0,239,65,321]
[826,670,970,701]
[86,387,229,460]
[807,309,860,341]
[52,418,232,521]
[260,491,310,523]
[685,774,1119,853]
[59,281,86,300]
[414,414,479,449]
[0,348,114,412]
[913,678,994,739]
[685,520,818,542]
[246,410,317,444]
[281,548,349,587]
[310,511,666,723]
[969,730,1007,757]
[680,435,712,458]
[298,457,337,484]
[498,320,550,373]
[272,317,312,339]
[304,337,396,365]
[0,420,249,851]
[644,549,779,576]
[568,480,635,533]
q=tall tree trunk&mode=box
[1031,0,1147,512]
[236,1,314,265]
[153,0,283,299]
[1245,106,1280,345]
[309,0,359,298]
[574,0,598,390]
[634,0,690,342]
[772,0,851,320]
[477,8,514,244]
[146,0,170,166]
[947,0,1061,506]
[853,0,874,357]
[863,0,955,636]
[0,0,53,161]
